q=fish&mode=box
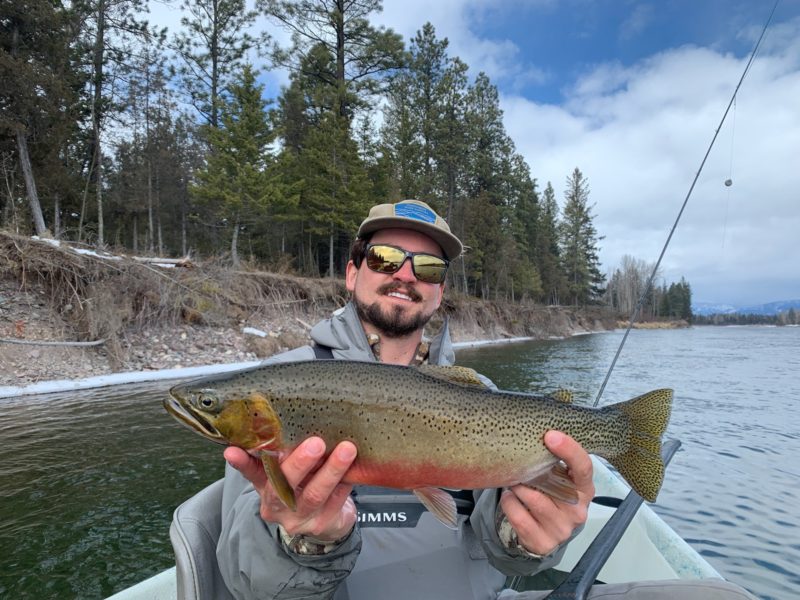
[164,360,672,528]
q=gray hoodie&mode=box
[215,302,568,599]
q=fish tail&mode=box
[603,389,673,502]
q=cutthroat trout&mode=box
[164,360,672,527]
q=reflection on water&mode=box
[457,326,800,600]
[1,326,798,599]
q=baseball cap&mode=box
[356,200,463,260]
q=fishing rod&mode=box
[592,0,780,407]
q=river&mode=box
[1,325,797,598]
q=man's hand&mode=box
[224,437,358,543]
[500,431,594,556]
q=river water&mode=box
[1,326,797,598]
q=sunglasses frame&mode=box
[363,243,449,284]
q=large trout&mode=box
[164,360,672,527]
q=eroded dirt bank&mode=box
[0,232,616,387]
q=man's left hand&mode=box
[500,430,594,557]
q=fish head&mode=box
[164,379,282,451]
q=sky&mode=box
[147,0,800,306]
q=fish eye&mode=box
[196,392,219,410]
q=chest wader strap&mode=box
[312,344,334,359]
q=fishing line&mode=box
[592,1,779,407]
[722,96,737,249]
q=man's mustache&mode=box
[378,282,422,302]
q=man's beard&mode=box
[354,282,435,339]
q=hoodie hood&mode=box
[309,301,455,365]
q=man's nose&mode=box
[393,257,416,282]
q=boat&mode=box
[105,439,756,600]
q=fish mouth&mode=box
[163,392,227,445]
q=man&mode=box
[217,200,594,599]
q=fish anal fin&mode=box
[413,487,458,529]
[523,462,579,505]
[416,365,486,387]
[259,450,297,511]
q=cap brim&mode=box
[357,217,463,260]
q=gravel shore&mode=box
[0,278,312,387]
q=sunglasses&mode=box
[363,244,449,284]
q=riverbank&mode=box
[0,231,617,390]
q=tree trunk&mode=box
[334,0,347,118]
[133,213,138,253]
[53,193,61,238]
[181,189,187,257]
[92,0,106,247]
[231,219,240,267]
[328,230,334,278]
[15,130,49,237]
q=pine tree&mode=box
[191,65,282,266]
[534,182,565,304]
[558,168,605,305]
[173,0,263,128]
[1,0,81,237]
[262,0,405,121]
[273,47,371,275]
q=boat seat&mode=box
[169,480,757,600]
[169,478,235,600]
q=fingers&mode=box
[500,486,573,556]
[544,431,594,492]
[224,446,267,487]
[244,438,358,542]
[501,433,595,556]
[296,442,357,511]
[279,437,327,488]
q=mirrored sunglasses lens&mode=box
[412,256,447,283]
[366,245,405,273]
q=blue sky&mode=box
[148,1,800,306]
[462,1,775,103]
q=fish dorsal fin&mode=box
[550,389,574,403]
[413,487,458,529]
[259,450,296,511]
[522,462,579,505]
[416,365,486,387]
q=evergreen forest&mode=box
[1,0,689,314]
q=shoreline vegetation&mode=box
[1,231,655,391]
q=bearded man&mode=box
[213,200,594,599]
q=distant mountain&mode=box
[692,302,738,316]
[692,299,800,316]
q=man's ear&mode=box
[345,260,358,292]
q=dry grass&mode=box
[1,230,618,367]
[0,231,347,363]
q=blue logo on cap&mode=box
[395,203,436,224]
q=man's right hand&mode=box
[224,437,358,543]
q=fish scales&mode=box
[165,360,672,503]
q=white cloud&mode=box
[375,0,551,89]
[503,31,800,304]
[619,3,655,41]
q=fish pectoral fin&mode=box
[259,450,297,511]
[416,365,487,387]
[413,487,458,529]
[522,462,579,505]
